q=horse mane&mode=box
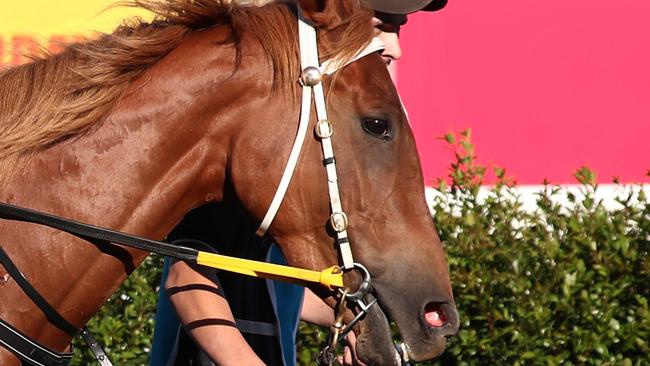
[0,0,373,181]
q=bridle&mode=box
[255,9,385,273]
[255,8,409,366]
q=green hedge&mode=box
[424,131,649,365]
[72,130,649,365]
[70,255,164,365]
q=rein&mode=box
[0,201,343,366]
[0,203,343,289]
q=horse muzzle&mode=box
[355,291,459,365]
[407,300,459,362]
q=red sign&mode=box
[397,1,650,185]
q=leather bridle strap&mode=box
[254,26,314,237]
[256,8,384,270]
[0,318,72,366]
[0,247,77,337]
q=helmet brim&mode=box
[367,0,447,14]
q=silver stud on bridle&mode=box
[300,65,323,87]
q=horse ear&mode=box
[297,0,345,29]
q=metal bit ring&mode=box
[341,263,372,300]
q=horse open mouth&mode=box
[355,295,458,365]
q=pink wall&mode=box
[397,1,650,185]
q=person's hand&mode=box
[299,290,367,365]
[336,331,367,366]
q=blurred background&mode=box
[398,1,650,186]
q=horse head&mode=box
[229,0,459,363]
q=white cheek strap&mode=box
[256,9,384,270]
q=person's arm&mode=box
[300,288,335,326]
[165,260,265,366]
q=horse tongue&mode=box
[424,303,446,327]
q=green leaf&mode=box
[444,132,456,144]
[521,351,537,359]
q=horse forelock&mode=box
[0,0,373,184]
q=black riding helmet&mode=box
[369,0,446,34]
[366,0,447,14]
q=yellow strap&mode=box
[196,251,344,290]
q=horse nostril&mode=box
[423,301,460,337]
[424,302,447,328]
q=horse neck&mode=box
[0,27,279,352]
[6,30,257,243]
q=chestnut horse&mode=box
[0,0,458,365]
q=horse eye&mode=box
[362,118,391,139]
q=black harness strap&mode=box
[0,247,77,337]
[79,328,112,366]
[0,319,72,366]
[0,246,113,366]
